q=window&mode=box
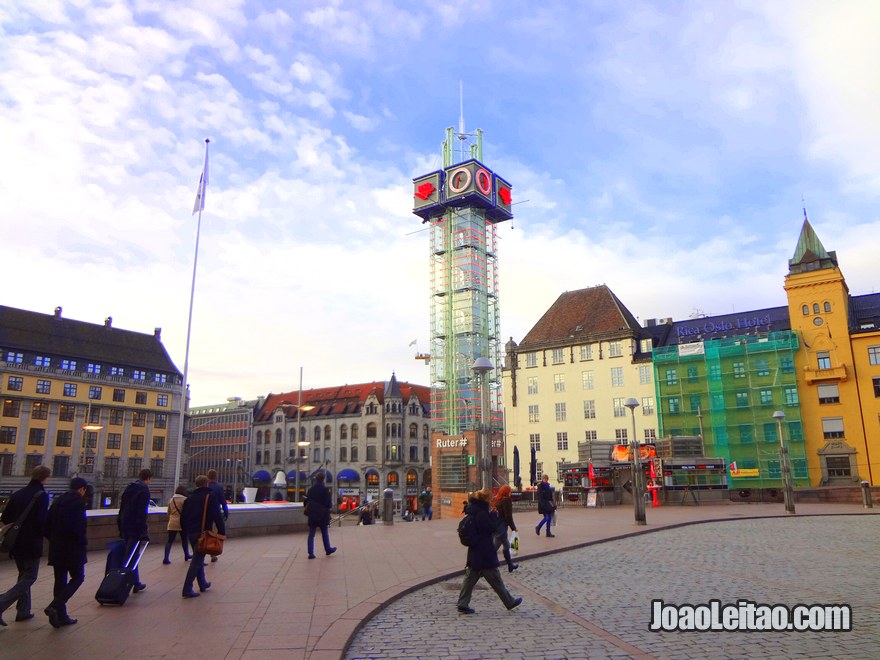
[110,367,124,377]
[551,348,564,364]
[553,374,565,393]
[709,364,721,380]
[351,424,359,440]
[152,436,165,452]
[668,397,680,414]
[409,445,418,461]
[788,421,804,442]
[31,402,48,420]
[366,446,377,461]
[36,380,51,394]
[754,360,769,377]
[665,369,678,385]
[157,394,168,407]
[759,390,773,407]
[615,428,628,443]
[63,383,77,397]
[740,426,753,444]
[555,402,566,422]
[613,397,626,417]
[579,345,593,361]
[5,352,23,363]
[153,373,167,383]
[366,423,377,438]
[822,418,845,439]
[735,392,749,408]
[154,413,167,429]
[27,429,44,448]
[113,389,125,402]
[868,346,880,366]
[784,386,799,406]
[802,304,809,316]
[529,433,541,451]
[583,400,596,419]
[556,432,568,451]
[641,397,654,415]
[60,359,77,371]
[690,395,702,412]
[763,423,778,443]
[824,301,831,313]
[132,412,146,427]
[53,455,69,477]
[528,405,539,423]
[525,353,537,368]
[687,366,699,382]
[35,356,51,367]
[874,377,880,398]
[0,427,16,444]
[87,363,101,374]
[132,370,146,381]
[351,446,359,461]
[817,351,831,369]
[582,371,594,390]
[387,472,399,487]
[84,431,97,449]
[817,384,840,404]
[2,399,21,417]
[640,338,652,354]
[109,409,124,425]
[128,458,142,477]
[135,392,147,405]
[130,435,144,451]
[56,430,73,447]
[527,377,538,395]
[826,456,851,477]
[107,433,122,449]
[584,430,597,442]
[780,356,794,373]
[104,456,119,476]
[24,454,43,474]
[408,423,416,439]
[644,429,657,442]
[6,377,23,392]
[639,365,652,385]
[733,362,745,379]
[611,367,623,387]
[609,342,623,357]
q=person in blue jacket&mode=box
[180,475,226,598]
[456,489,522,614]
[304,472,336,559]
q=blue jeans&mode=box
[0,556,40,617]
[536,512,553,534]
[307,524,333,556]
[493,524,515,568]
[422,506,433,521]
[183,533,210,594]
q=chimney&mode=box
[54,306,62,318]
[154,327,161,339]
[104,316,112,327]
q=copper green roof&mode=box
[789,218,837,273]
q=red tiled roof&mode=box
[254,380,430,422]
[519,285,641,348]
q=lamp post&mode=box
[624,397,646,525]
[80,401,103,507]
[227,458,242,503]
[280,368,315,503]
[772,410,796,514]
[472,357,493,491]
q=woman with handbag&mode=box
[163,486,192,564]
[492,485,518,572]
[179,475,225,598]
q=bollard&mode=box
[861,481,873,509]
[382,488,394,525]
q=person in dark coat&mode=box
[492,484,519,572]
[206,469,228,564]
[0,465,51,626]
[43,477,88,627]
[117,468,152,593]
[535,474,556,537]
[304,472,336,559]
[456,489,522,614]
[179,475,226,598]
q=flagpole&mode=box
[173,138,209,491]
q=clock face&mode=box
[813,317,824,326]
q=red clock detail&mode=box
[415,181,436,200]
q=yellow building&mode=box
[784,219,880,485]
[1,305,183,506]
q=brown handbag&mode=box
[196,494,225,557]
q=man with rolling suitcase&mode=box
[116,468,152,593]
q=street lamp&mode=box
[472,357,493,491]
[624,397,646,525]
[772,410,796,514]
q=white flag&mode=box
[192,139,210,215]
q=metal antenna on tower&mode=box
[458,81,466,140]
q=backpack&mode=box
[457,512,479,547]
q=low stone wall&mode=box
[794,486,878,506]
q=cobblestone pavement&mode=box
[346,515,880,660]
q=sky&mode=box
[2,0,878,408]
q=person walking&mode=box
[163,486,192,564]
[206,469,228,563]
[179,475,226,598]
[43,477,88,627]
[419,486,433,521]
[535,474,556,538]
[304,472,336,559]
[0,465,51,626]
[456,489,522,614]
[117,468,152,593]
[492,485,518,572]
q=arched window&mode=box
[367,422,377,438]
[351,424,359,440]
[288,427,295,443]
[313,448,320,462]
[406,470,418,485]
[351,445,359,461]
[423,424,429,440]
[385,423,391,438]
[813,303,820,314]
[256,431,263,445]
[314,426,321,442]
[366,471,379,486]
[255,450,262,464]
[387,471,399,486]
[300,426,306,441]
[339,446,347,461]
[275,429,282,444]
[802,304,809,316]
[324,425,332,442]
[340,424,348,440]
[410,423,418,439]
[824,301,831,312]
[274,450,281,464]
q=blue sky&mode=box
[2,1,878,407]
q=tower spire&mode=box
[459,80,465,136]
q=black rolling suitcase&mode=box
[95,540,148,606]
